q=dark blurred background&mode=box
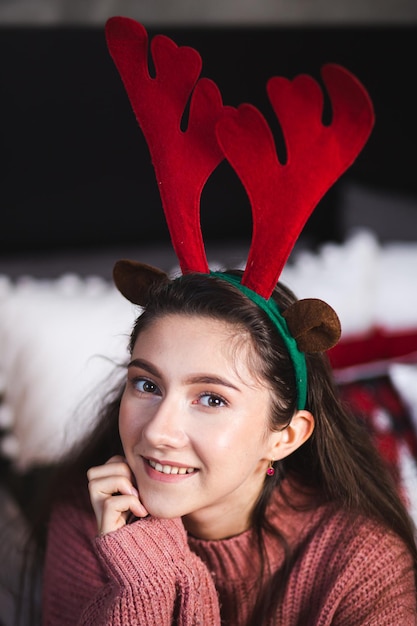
[0,0,416,267]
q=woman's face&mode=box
[119,313,279,540]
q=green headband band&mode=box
[209,271,308,410]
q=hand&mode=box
[87,455,149,536]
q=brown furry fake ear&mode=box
[282,298,341,353]
[113,259,169,306]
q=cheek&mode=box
[118,396,142,443]
[199,417,267,461]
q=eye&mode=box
[133,377,161,395]
[198,393,227,408]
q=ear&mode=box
[269,410,315,461]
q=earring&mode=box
[266,460,275,476]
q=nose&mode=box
[142,394,188,449]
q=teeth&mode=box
[149,459,195,475]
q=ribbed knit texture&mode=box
[42,484,417,625]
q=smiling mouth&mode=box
[148,459,197,475]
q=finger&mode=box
[88,473,140,529]
[105,456,138,490]
[87,459,132,482]
[88,474,139,502]
[88,471,134,495]
[87,463,149,533]
[100,493,146,535]
[106,454,128,465]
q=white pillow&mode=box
[0,274,137,471]
[374,243,417,331]
[281,229,380,337]
[282,229,417,339]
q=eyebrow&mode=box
[128,358,161,378]
[128,359,240,391]
[184,375,240,391]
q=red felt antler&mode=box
[216,64,374,298]
[105,16,228,274]
[106,19,374,303]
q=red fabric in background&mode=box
[328,328,417,370]
[330,328,417,511]
[337,375,417,504]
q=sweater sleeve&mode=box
[43,489,221,626]
[81,516,221,626]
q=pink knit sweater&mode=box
[42,483,417,625]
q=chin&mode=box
[141,496,187,520]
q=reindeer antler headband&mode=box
[105,16,374,409]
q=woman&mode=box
[38,16,417,624]
[40,271,417,625]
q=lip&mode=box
[142,456,198,483]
